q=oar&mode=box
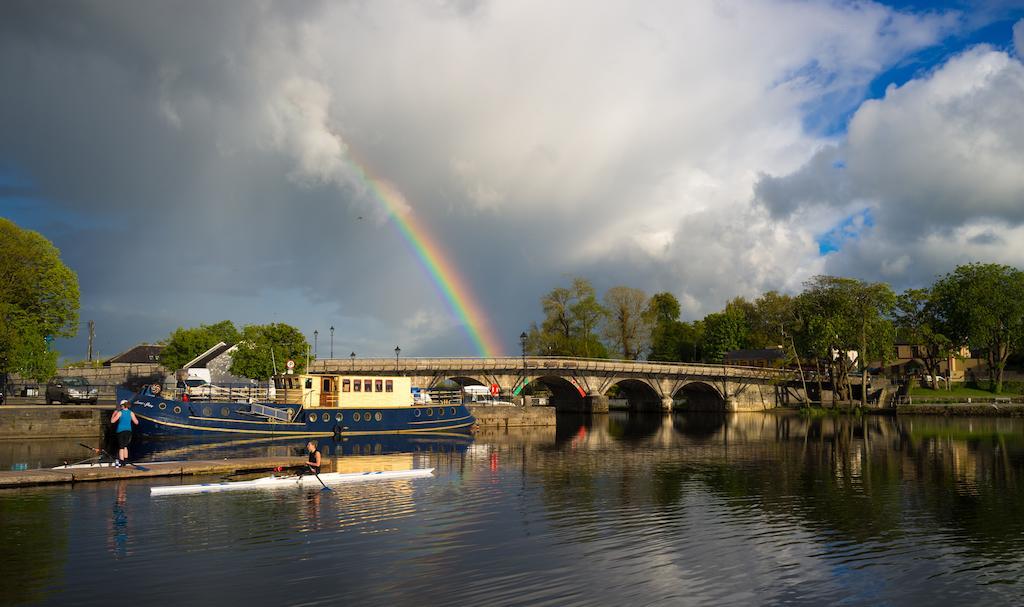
[307,464,332,491]
[78,443,150,472]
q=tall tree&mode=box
[701,303,749,363]
[569,278,607,358]
[894,288,954,388]
[160,320,241,371]
[530,278,608,357]
[0,218,80,381]
[229,323,310,380]
[602,286,649,359]
[932,263,1024,393]
[645,292,683,361]
[795,276,894,407]
[747,291,796,349]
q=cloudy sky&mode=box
[2,0,1023,360]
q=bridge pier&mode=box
[660,397,673,413]
[584,394,609,414]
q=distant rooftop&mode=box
[183,342,237,369]
[105,344,164,365]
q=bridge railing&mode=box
[309,356,796,379]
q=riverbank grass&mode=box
[910,385,1021,399]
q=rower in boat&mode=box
[305,440,322,475]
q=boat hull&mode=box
[151,468,435,496]
[117,388,475,438]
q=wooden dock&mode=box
[0,456,307,489]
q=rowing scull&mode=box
[150,468,434,496]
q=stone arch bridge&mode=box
[309,357,799,413]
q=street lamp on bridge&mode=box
[394,345,401,372]
[330,326,335,358]
[313,330,318,358]
[350,351,356,371]
[520,331,528,402]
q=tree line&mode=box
[161,320,310,381]
[526,263,1024,395]
[0,219,80,382]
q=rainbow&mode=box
[347,163,503,357]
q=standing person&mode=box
[305,440,322,475]
[110,400,139,467]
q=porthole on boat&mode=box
[374,412,382,422]
[426,408,433,416]
[353,412,361,422]
[450,407,457,416]
[308,414,317,423]
[221,407,230,417]
[414,409,421,418]
[438,408,445,417]
[335,412,343,422]
[173,406,182,414]
[158,403,166,410]
[203,407,213,417]
[322,413,330,422]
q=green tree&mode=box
[530,278,608,357]
[645,292,683,361]
[894,288,955,389]
[702,302,749,363]
[569,278,607,358]
[229,323,310,380]
[747,291,796,349]
[932,263,1024,393]
[794,276,894,407]
[602,286,649,359]
[0,218,79,380]
[160,320,240,371]
[677,320,704,362]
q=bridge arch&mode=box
[673,381,727,412]
[522,375,586,412]
[607,378,664,412]
[444,376,486,387]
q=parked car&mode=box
[45,376,98,405]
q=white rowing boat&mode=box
[150,468,434,496]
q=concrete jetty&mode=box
[0,456,307,489]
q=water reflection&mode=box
[108,481,129,558]
[4,412,1024,605]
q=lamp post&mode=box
[520,331,528,405]
[330,326,335,358]
[313,330,318,358]
[350,351,356,372]
[394,345,401,371]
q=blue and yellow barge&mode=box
[116,374,475,438]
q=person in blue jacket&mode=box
[110,400,139,467]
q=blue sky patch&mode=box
[800,2,1024,137]
[817,209,876,255]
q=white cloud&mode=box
[1015,18,1024,59]
[755,45,1024,289]
[5,0,1016,357]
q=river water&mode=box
[3,411,1024,606]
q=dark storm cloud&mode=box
[0,0,997,359]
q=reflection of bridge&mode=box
[309,357,797,412]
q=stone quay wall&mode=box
[0,405,114,439]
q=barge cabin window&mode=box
[375,379,383,392]
[364,379,373,392]
[386,380,393,392]
[342,379,351,392]
[353,380,361,392]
